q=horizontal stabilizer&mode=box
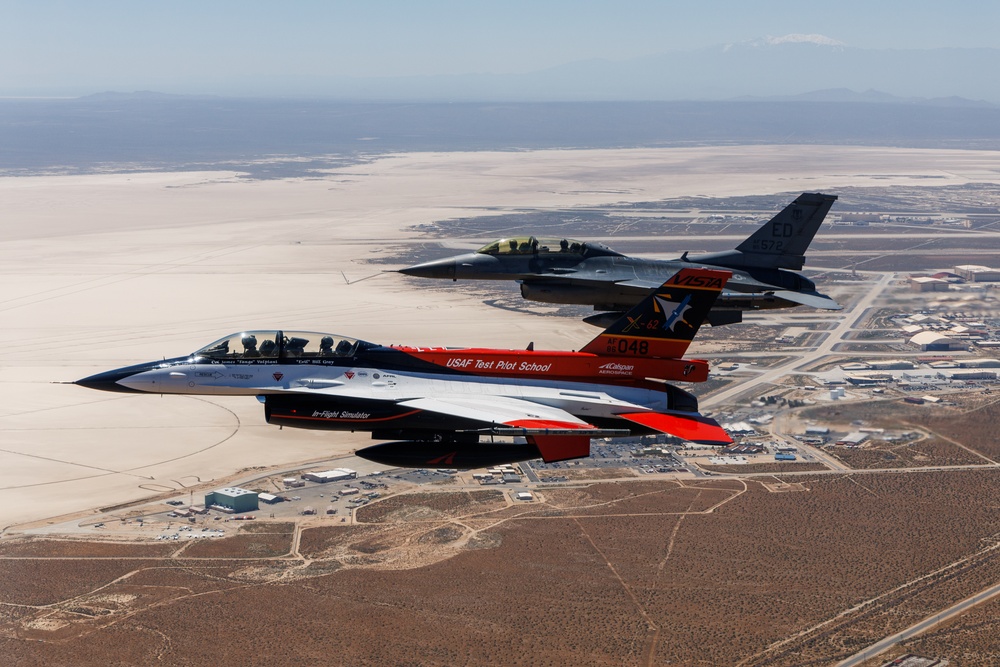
[619,411,732,445]
[613,278,661,290]
[586,309,744,328]
[771,290,842,310]
[705,309,743,327]
[528,435,592,463]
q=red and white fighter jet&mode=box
[76,268,733,467]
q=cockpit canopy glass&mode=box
[194,331,364,360]
[477,236,588,256]
[476,236,620,258]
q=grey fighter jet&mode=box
[399,192,839,326]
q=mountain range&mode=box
[305,39,1000,104]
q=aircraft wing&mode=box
[771,290,842,310]
[281,385,627,436]
[398,395,607,433]
[616,278,842,311]
[398,395,623,463]
[618,411,732,445]
[520,274,646,287]
[611,277,664,289]
[611,278,751,300]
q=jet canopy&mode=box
[194,331,368,360]
[476,236,621,258]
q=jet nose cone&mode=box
[75,368,146,394]
[397,257,457,280]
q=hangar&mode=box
[303,468,357,483]
[909,276,949,292]
[204,487,259,514]
[909,331,966,352]
[954,265,1000,282]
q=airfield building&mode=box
[721,421,756,435]
[869,360,917,370]
[954,265,1000,282]
[959,358,1000,368]
[723,443,764,455]
[909,331,966,352]
[204,487,259,513]
[836,432,869,447]
[303,468,357,483]
[941,370,997,381]
[909,276,950,292]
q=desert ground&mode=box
[3,472,1000,666]
[4,145,1000,530]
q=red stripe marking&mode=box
[619,412,732,445]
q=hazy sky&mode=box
[2,0,998,96]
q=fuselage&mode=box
[108,352,695,406]
[407,251,814,294]
[77,330,705,439]
[399,244,833,315]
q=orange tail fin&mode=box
[580,267,730,358]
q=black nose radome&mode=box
[397,258,456,279]
[75,368,146,393]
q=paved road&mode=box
[726,462,997,480]
[836,579,1000,667]
[701,272,896,410]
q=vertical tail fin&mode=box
[688,192,837,271]
[580,268,730,358]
